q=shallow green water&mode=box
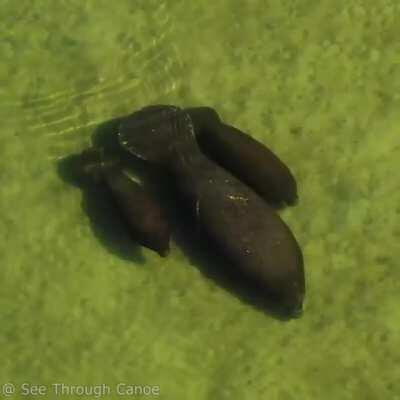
[1,1,399,399]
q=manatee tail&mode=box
[118,105,198,165]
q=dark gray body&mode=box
[187,107,298,207]
[119,106,305,314]
[171,142,304,314]
[77,148,170,257]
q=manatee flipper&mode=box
[78,148,170,257]
[186,107,298,207]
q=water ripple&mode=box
[4,0,184,162]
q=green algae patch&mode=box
[1,1,399,399]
